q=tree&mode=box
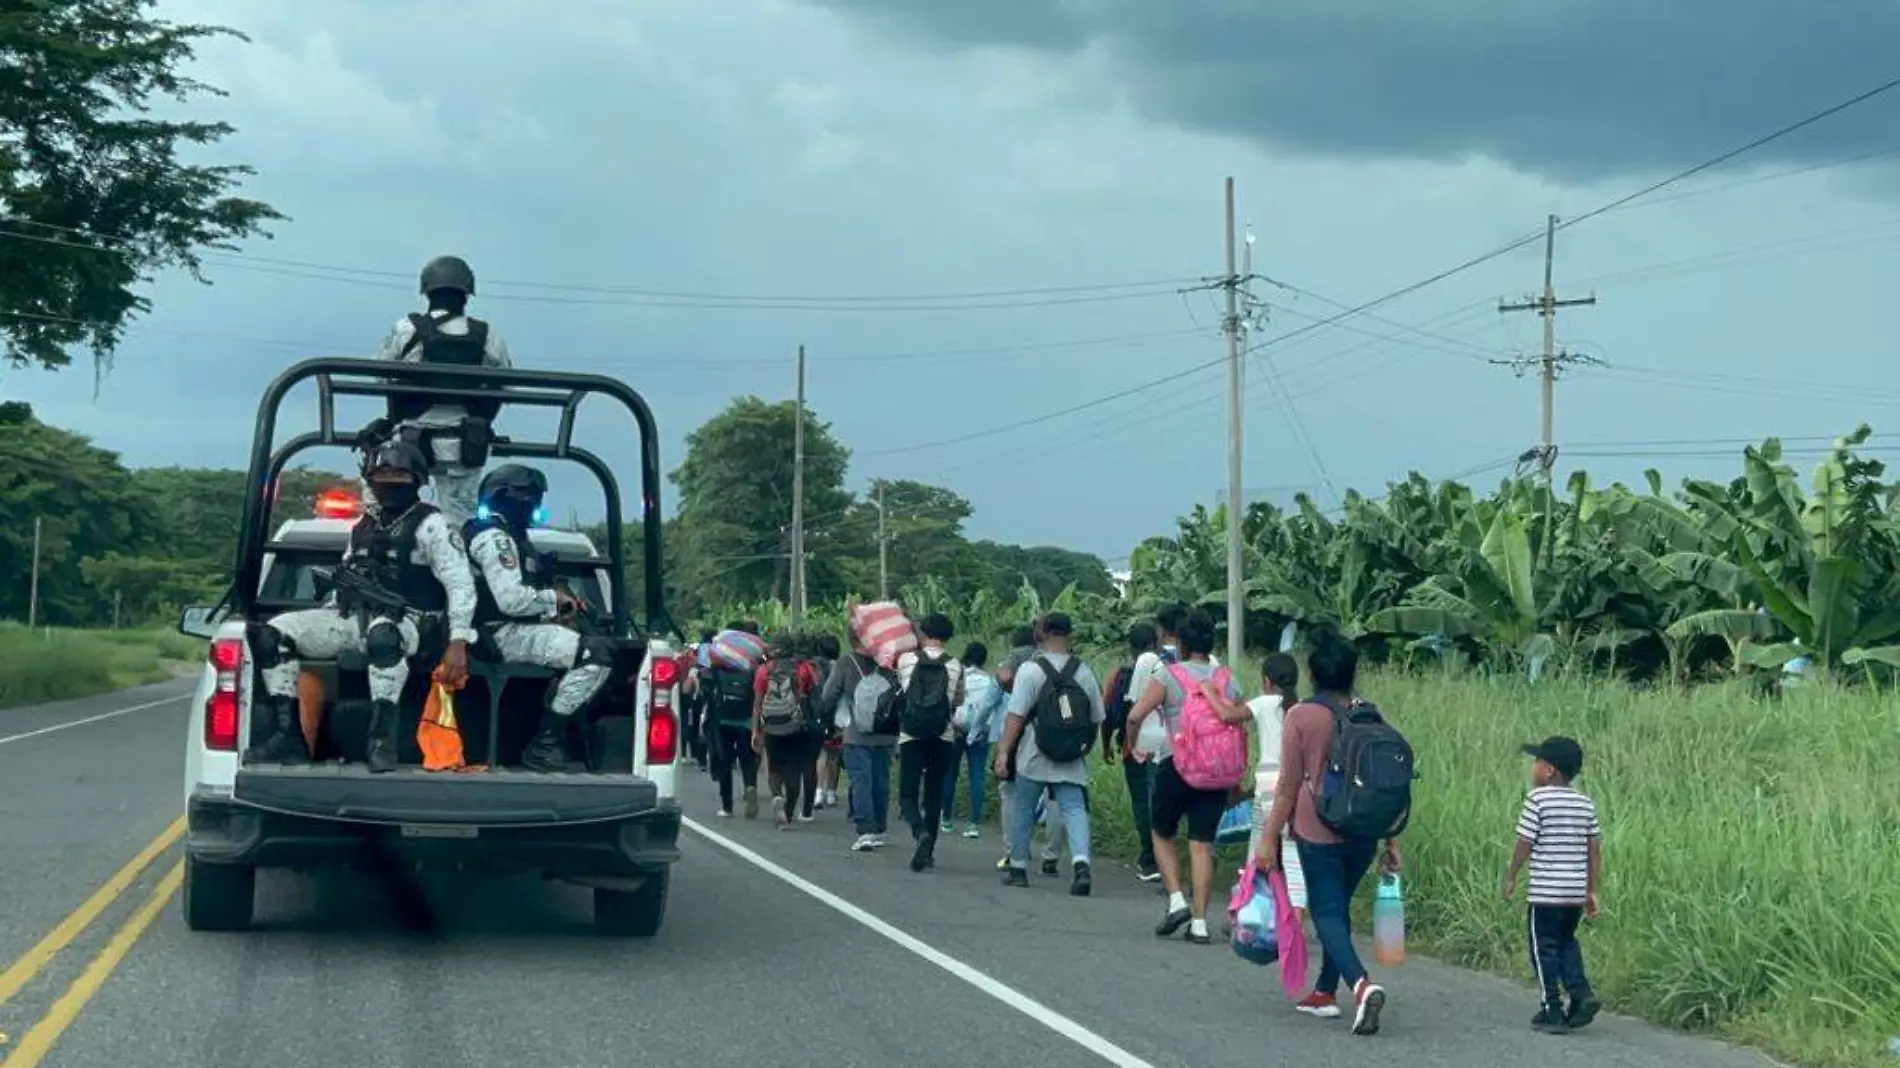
[0,404,158,624]
[833,478,979,597]
[668,397,852,612]
[1,0,285,371]
[133,465,345,576]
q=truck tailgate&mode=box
[233,764,660,825]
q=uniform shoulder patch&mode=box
[495,542,518,571]
[446,527,467,554]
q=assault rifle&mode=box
[319,558,408,625]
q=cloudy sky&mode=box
[8,0,1900,563]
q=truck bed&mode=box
[233,760,659,826]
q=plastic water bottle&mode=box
[1372,874,1406,966]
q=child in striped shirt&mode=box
[1503,735,1602,1034]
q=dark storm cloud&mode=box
[810,0,1900,182]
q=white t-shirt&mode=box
[1246,694,1287,801]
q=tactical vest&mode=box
[465,516,552,626]
[346,504,448,612]
[387,312,502,424]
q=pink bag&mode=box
[850,602,918,670]
[1165,663,1248,790]
[1270,866,1308,999]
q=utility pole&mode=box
[789,344,808,628]
[27,516,42,629]
[1221,177,1246,670]
[113,589,122,630]
[874,481,889,601]
[1498,214,1598,482]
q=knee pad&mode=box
[577,635,618,669]
[249,622,296,667]
[363,618,407,668]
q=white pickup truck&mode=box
[178,357,685,937]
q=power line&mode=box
[0,220,1200,309]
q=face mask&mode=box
[370,482,419,513]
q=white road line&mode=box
[0,693,189,748]
[682,816,1159,1068]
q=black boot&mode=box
[365,699,400,774]
[521,711,570,773]
[244,696,309,764]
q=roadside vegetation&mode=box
[0,623,203,710]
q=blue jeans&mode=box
[843,743,891,836]
[939,738,989,824]
[1296,835,1379,992]
[1006,779,1090,869]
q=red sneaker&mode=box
[1351,977,1387,1035]
[1295,991,1341,1018]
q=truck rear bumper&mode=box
[189,768,680,876]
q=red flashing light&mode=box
[646,707,678,765]
[205,637,244,751]
[649,657,679,689]
[313,488,362,520]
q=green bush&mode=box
[0,622,203,710]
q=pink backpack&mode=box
[1165,663,1248,790]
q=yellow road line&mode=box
[0,815,184,1006]
[0,859,184,1068]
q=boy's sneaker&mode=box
[743,786,759,819]
[995,855,1010,871]
[1564,996,1600,1030]
[1294,992,1341,1019]
[1070,860,1092,896]
[794,813,815,824]
[1041,858,1060,876]
[1532,1006,1571,1034]
[1001,866,1030,887]
[1185,918,1212,945]
[715,808,733,818]
[771,795,788,827]
[850,834,878,852]
[1135,860,1163,883]
[870,833,888,848]
[939,820,955,834]
[1350,978,1386,1035]
[962,823,980,839]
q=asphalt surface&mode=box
[0,682,1778,1068]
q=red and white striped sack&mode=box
[850,602,918,671]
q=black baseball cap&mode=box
[1521,736,1584,779]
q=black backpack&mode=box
[899,655,955,738]
[709,667,756,727]
[1313,697,1416,840]
[1030,655,1095,763]
[1102,661,1134,735]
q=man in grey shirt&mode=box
[992,613,1104,896]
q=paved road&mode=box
[0,684,1777,1068]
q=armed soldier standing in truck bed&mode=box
[362,255,513,526]
[246,441,480,771]
[464,464,613,772]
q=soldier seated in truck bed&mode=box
[245,440,477,771]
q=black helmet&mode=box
[362,440,430,482]
[419,255,476,297]
[478,464,548,505]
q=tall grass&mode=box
[1070,664,1899,1068]
[1383,669,1899,1067]
[0,622,204,709]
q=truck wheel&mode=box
[594,869,668,937]
[183,855,256,932]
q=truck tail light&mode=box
[646,706,677,766]
[205,637,244,751]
